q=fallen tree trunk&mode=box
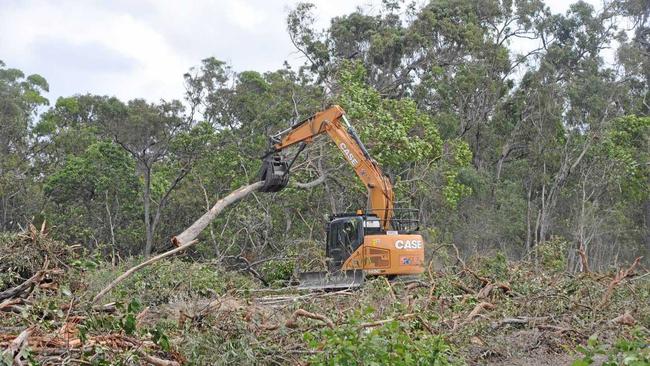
[172,181,263,247]
[92,181,263,304]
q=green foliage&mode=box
[0,61,50,233]
[260,259,295,286]
[180,329,258,365]
[572,329,650,366]
[304,314,461,366]
[45,141,137,201]
[84,259,253,305]
[43,140,141,249]
[440,139,473,208]
[601,115,650,201]
[337,60,473,209]
[535,237,569,272]
[474,251,509,281]
[151,325,171,351]
[337,61,443,169]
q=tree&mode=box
[44,141,140,254]
[0,60,49,230]
[105,99,205,256]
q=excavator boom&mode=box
[260,105,394,228]
[258,105,425,290]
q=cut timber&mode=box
[2,327,31,365]
[92,181,263,304]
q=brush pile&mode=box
[1,232,648,365]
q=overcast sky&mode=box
[0,0,603,104]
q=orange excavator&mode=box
[259,105,424,289]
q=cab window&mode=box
[328,217,363,254]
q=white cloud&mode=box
[226,1,266,31]
[0,0,606,105]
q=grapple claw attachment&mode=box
[259,154,290,192]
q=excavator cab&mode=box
[259,154,290,192]
[326,216,363,271]
[297,215,366,290]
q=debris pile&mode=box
[1,231,648,365]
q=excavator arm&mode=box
[259,105,394,229]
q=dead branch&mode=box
[2,327,31,366]
[138,352,180,366]
[93,182,262,303]
[600,256,642,307]
[464,267,491,285]
[359,313,417,328]
[466,302,495,322]
[0,269,58,302]
[536,324,572,334]
[451,244,466,269]
[495,283,512,294]
[136,307,150,327]
[382,276,397,301]
[92,302,117,313]
[477,284,494,299]
[452,280,474,294]
[0,298,24,313]
[259,323,280,331]
[221,255,269,286]
[0,331,183,365]
[286,309,334,329]
[405,281,427,291]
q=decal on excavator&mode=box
[400,256,422,266]
[339,142,359,166]
[395,239,423,249]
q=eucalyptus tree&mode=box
[0,61,49,230]
[103,99,213,256]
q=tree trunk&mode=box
[143,167,154,257]
[172,181,263,246]
[643,199,650,248]
[525,181,532,255]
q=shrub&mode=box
[572,329,650,366]
[304,314,463,365]
[83,258,254,304]
[261,259,294,286]
[0,231,72,290]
